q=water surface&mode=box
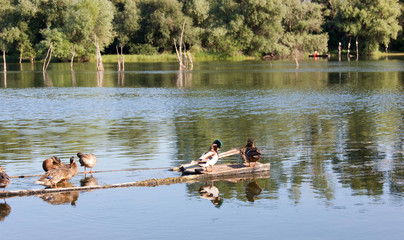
[0,58,403,239]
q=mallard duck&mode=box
[197,143,219,172]
[241,138,262,167]
[42,156,65,172]
[77,152,97,175]
[35,156,79,188]
[0,166,10,192]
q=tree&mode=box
[14,0,38,63]
[113,0,140,70]
[89,0,116,71]
[63,0,98,69]
[138,0,190,52]
[0,0,17,71]
[281,0,329,56]
[336,0,402,53]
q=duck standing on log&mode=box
[35,156,79,188]
[241,138,262,167]
[0,166,10,192]
[42,156,69,172]
[77,152,97,175]
[197,140,221,172]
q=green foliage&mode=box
[138,0,189,52]
[1,0,404,62]
[336,0,402,53]
[113,0,140,46]
[128,43,158,55]
[38,28,71,59]
[281,0,329,55]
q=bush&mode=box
[128,43,158,55]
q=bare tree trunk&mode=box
[187,52,193,70]
[355,37,359,61]
[43,42,53,72]
[2,48,6,72]
[338,42,341,62]
[3,71,6,88]
[70,45,75,71]
[94,35,104,72]
[97,70,103,87]
[347,39,351,61]
[174,20,193,70]
[120,46,124,71]
[116,46,121,71]
[71,70,76,87]
[96,40,104,72]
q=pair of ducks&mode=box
[36,152,97,188]
[197,138,262,172]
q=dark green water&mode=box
[0,58,403,239]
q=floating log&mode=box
[9,167,170,179]
[180,162,270,176]
[0,165,270,198]
[171,148,240,171]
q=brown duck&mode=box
[0,166,10,192]
[77,152,97,175]
[241,138,262,167]
[42,156,66,172]
[35,156,79,188]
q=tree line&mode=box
[0,0,403,66]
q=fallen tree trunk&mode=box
[0,166,270,198]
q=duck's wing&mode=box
[0,172,10,186]
[199,151,216,161]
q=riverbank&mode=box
[4,51,404,64]
[99,51,256,63]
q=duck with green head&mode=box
[197,140,222,172]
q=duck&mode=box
[42,156,65,172]
[197,143,219,172]
[77,152,97,175]
[0,166,10,192]
[212,139,223,150]
[241,138,262,167]
[35,156,79,188]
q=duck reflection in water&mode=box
[198,181,223,208]
[245,179,262,202]
[0,199,11,221]
[80,176,98,187]
[38,182,79,206]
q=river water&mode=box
[0,58,403,239]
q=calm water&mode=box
[0,58,404,239]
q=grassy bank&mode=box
[97,51,257,63]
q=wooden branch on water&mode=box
[9,167,170,179]
[0,164,270,198]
